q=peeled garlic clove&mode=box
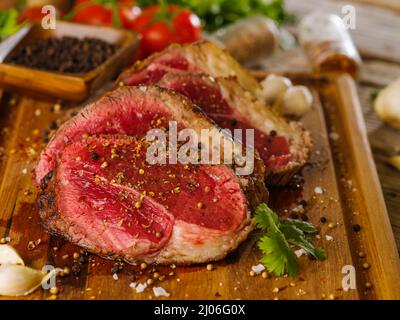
[0,265,59,296]
[387,155,400,171]
[278,85,313,116]
[374,78,400,129]
[261,74,292,104]
[0,245,24,266]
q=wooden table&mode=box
[255,0,400,250]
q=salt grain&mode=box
[325,235,334,241]
[112,273,119,281]
[153,286,170,297]
[135,283,147,293]
[295,249,306,258]
[251,264,265,274]
[329,132,340,140]
[314,187,323,194]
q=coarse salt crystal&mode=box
[129,282,137,289]
[314,187,323,194]
[135,283,147,293]
[251,264,265,274]
[22,168,27,175]
[325,235,334,241]
[112,273,118,280]
[295,249,306,258]
[153,286,170,297]
[329,132,340,140]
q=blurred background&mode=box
[0,0,399,249]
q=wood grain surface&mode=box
[257,0,400,253]
[0,73,399,300]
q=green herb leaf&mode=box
[259,232,299,277]
[254,202,278,230]
[0,9,21,41]
[253,203,326,277]
[136,0,291,32]
[281,219,318,234]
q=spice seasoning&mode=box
[5,36,118,74]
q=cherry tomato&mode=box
[142,21,175,54]
[130,4,202,57]
[173,9,202,44]
[72,0,139,28]
[72,2,112,26]
[18,6,57,23]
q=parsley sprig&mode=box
[254,203,326,277]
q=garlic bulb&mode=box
[0,245,24,266]
[278,86,313,116]
[374,78,400,129]
[0,244,61,296]
[260,74,292,104]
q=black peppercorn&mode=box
[352,224,361,232]
[111,265,120,274]
[91,152,99,160]
[5,36,117,74]
[301,214,309,221]
[299,199,308,207]
[320,216,327,223]
[229,118,237,126]
[290,211,299,219]
[71,264,81,275]
[49,121,58,130]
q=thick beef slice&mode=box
[118,41,260,93]
[36,86,268,264]
[157,73,297,174]
[117,42,311,184]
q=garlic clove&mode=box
[374,78,400,129]
[278,85,313,116]
[0,244,24,266]
[0,264,59,296]
[260,74,292,104]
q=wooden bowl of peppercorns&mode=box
[0,21,139,101]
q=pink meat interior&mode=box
[56,135,247,255]
[121,52,293,173]
[159,75,293,172]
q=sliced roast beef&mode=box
[116,41,311,184]
[157,73,311,184]
[36,86,267,264]
[118,41,261,93]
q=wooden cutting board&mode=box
[0,73,399,300]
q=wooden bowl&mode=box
[0,21,139,101]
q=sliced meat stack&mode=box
[117,41,311,184]
[36,86,268,264]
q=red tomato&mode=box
[142,22,175,54]
[18,6,56,23]
[72,2,112,26]
[72,0,139,28]
[130,4,202,57]
[118,0,141,28]
[173,9,202,44]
